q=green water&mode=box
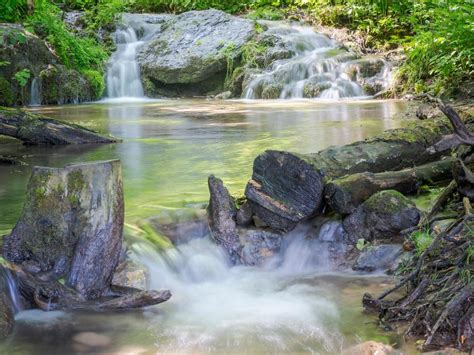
[0,98,419,354]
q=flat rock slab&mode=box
[3,160,124,300]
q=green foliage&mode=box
[0,0,28,23]
[13,68,30,87]
[26,1,108,72]
[356,238,367,251]
[0,77,14,106]
[83,69,105,99]
[246,6,285,20]
[410,229,433,256]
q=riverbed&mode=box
[0,98,417,354]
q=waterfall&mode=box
[1,267,23,313]
[30,77,41,106]
[106,27,145,98]
[243,23,392,99]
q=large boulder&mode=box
[137,10,255,96]
[343,190,420,243]
[352,244,403,272]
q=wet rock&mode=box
[239,229,282,266]
[352,245,403,272]
[214,91,232,100]
[148,213,208,246]
[261,83,283,99]
[236,201,253,227]
[112,259,149,290]
[3,160,124,300]
[138,10,254,96]
[207,175,241,262]
[343,190,421,243]
[73,332,112,347]
[0,292,14,338]
[303,75,332,98]
[342,341,393,355]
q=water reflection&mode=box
[0,99,409,232]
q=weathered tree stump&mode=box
[0,107,118,145]
[325,157,454,214]
[245,119,454,231]
[3,160,124,300]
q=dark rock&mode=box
[343,190,421,243]
[3,160,124,300]
[0,282,14,338]
[207,175,241,262]
[236,201,253,226]
[458,305,474,351]
[239,229,282,266]
[150,217,209,245]
[352,244,403,272]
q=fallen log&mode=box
[0,107,118,145]
[246,118,455,231]
[325,157,454,214]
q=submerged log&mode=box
[0,107,118,145]
[3,160,124,300]
[246,119,454,231]
[325,158,454,214]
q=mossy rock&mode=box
[343,190,420,243]
[0,77,13,106]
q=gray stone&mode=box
[352,244,403,272]
[137,10,255,94]
[239,229,282,266]
[343,190,420,243]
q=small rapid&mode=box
[243,22,392,99]
[126,221,350,353]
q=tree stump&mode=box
[3,160,124,300]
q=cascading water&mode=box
[106,27,145,98]
[30,77,41,106]
[1,267,23,313]
[243,22,392,99]
[125,220,351,353]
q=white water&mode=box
[29,77,41,106]
[127,221,350,353]
[106,27,145,98]
[244,23,391,99]
[1,268,23,313]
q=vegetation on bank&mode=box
[1,0,473,100]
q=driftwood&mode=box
[2,160,171,312]
[0,107,118,145]
[363,100,474,352]
[245,118,454,231]
[325,158,454,214]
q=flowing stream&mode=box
[0,99,417,354]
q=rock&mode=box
[3,160,124,300]
[73,332,112,347]
[207,175,241,262]
[0,24,103,106]
[236,201,253,226]
[112,259,149,290]
[0,292,14,339]
[149,217,208,246]
[138,10,255,96]
[343,190,421,243]
[342,341,393,355]
[239,229,282,266]
[214,91,232,100]
[303,75,332,98]
[352,245,403,272]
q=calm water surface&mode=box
[0,99,416,354]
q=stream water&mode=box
[0,99,416,354]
